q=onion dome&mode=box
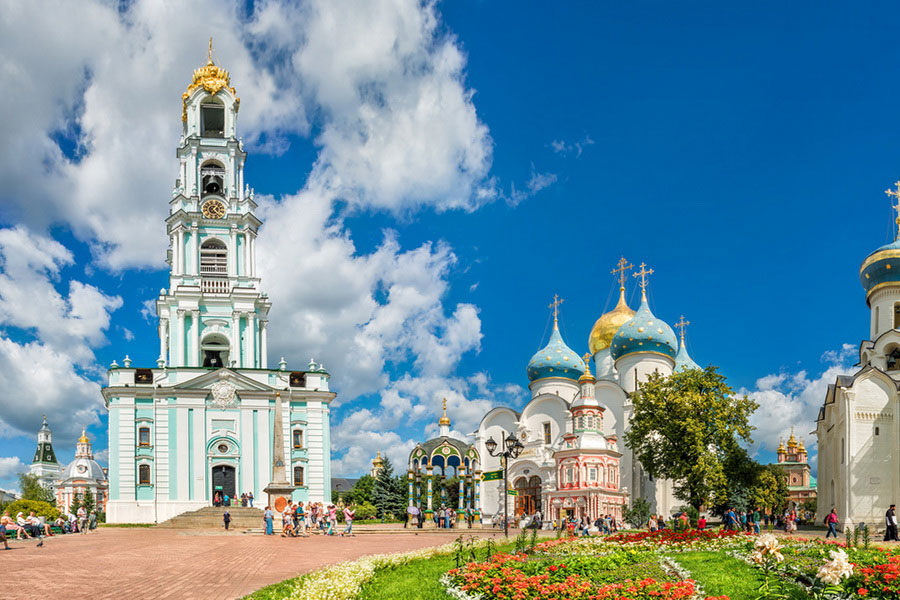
[787,430,798,449]
[674,320,700,371]
[588,287,636,354]
[527,319,586,382]
[438,398,451,427]
[78,427,90,444]
[610,293,678,361]
[777,438,786,453]
[860,238,900,300]
[578,353,596,385]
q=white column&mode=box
[229,227,237,277]
[245,312,256,368]
[242,230,250,277]
[259,320,268,369]
[176,229,184,275]
[158,318,168,363]
[190,225,199,275]
[231,311,241,368]
[239,160,244,201]
[249,233,256,277]
[176,310,186,367]
[190,309,200,367]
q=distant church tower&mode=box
[102,41,335,524]
[29,416,62,491]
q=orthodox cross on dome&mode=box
[439,397,451,425]
[611,257,633,290]
[633,262,653,298]
[887,181,900,239]
[549,294,564,325]
[675,315,690,343]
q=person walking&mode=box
[88,510,97,532]
[264,506,274,535]
[886,504,899,541]
[752,508,761,535]
[223,509,231,530]
[342,505,355,536]
[825,508,839,539]
[248,492,254,507]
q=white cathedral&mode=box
[816,183,900,529]
[102,47,334,523]
[475,262,701,522]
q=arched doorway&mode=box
[514,475,542,516]
[211,465,235,503]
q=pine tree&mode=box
[372,456,405,519]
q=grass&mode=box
[674,551,808,600]
[358,541,516,600]
[243,574,305,600]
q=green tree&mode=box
[5,499,59,520]
[344,474,376,505]
[623,497,651,527]
[624,366,758,511]
[750,465,789,514]
[372,456,405,519]
[19,473,55,504]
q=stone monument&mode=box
[263,392,296,512]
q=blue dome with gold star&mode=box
[526,322,586,382]
[860,238,900,298]
[610,295,678,361]
[674,339,701,371]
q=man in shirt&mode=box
[885,504,898,541]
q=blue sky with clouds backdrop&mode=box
[0,0,897,490]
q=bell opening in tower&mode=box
[201,161,226,197]
[201,334,230,368]
[200,97,225,138]
[199,239,227,275]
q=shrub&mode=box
[4,499,59,521]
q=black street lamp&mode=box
[484,429,524,537]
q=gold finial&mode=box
[578,352,595,383]
[208,37,214,65]
[633,262,653,299]
[549,294,564,325]
[611,257,633,290]
[78,426,89,444]
[439,397,451,426]
[675,315,690,343]
[886,181,900,239]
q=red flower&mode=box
[858,589,868,596]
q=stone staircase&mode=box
[156,506,265,529]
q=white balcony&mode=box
[201,278,231,294]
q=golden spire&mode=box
[787,427,798,448]
[549,294,564,326]
[633,262,653,300]
[208,36,214,65]
[886,181,900,239]
[373,451,383,465]
[675,315,690,344]
[78,426,89,444]
[578,352,596,384]
[777,437,786,453]
[182,37,238,121]
[438,397,451,426]
[611,257,633,291]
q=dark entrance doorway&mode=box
[514,475,542,516]
[211,465,236,503]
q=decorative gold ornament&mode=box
[181,37,240,121]
[588,286,635,354]
[202,199,226,219]
[438,397,451,426]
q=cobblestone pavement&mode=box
[1,528,504,600]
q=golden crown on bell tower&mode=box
[182,37,239,121]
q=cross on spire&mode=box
[886,181,900,239]
[611,257,633,290]
[675,315,690,342]
[549,294,564,325]
[633,262,653,298]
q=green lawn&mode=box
[674,551,808,600]
[243,575,305,600]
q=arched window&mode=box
[201,97,225,138]
[607,465,614,485]
[293,466,304,486]
[138,426,150,447]
[200,239,227,275]
[201,333,230,368]
[138,464,151,485]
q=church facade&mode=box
[816,183,900,529]
[475,263,701,523]
[102,48,334,524]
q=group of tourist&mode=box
[0,506,98,549]
[255,502,357,537]
[213,491,254,507]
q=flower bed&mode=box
[533,528,750,556]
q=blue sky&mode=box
[0,1,894,488]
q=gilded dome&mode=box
[588,287,635,354]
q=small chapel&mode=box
[816,181,900,528]
[101,43,334,523]
[474,261,703,523]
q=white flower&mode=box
[816,549,854,586]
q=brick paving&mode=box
[1,527,505,600]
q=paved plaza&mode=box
[2,527,503,600]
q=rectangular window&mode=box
[138,427,150,447]
[543,422,551,444]
[566,467,573,483]
[293,466,304,486]
[292,430,303,448]
[589,468,597,481]
[875,426,880,436]
[138,464,151,485]
[201,104,225,137]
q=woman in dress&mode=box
[263,506,274,535]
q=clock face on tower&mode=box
[202,199,226,219]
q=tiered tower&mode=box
[29,416,62,491]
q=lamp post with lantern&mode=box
[484,430,524,537]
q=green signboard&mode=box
[507,490,518,496]
[482,470,503,481]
